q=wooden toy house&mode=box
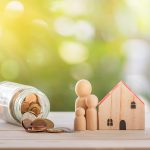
[98,81,145,130]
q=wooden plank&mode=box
[0,112,149,150]
[0,129,150,140]
[1,140,150,150]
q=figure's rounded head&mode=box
[86,94,98,108]
[75,79,92,97]
[75,107,85,116]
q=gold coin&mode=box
[43,119,54,129]
[28,103,41,116]
[28,103,40,110]
[46,128,64,133]
[21,102,30,113]
[32,126,47,131]
[31,118,47,128]
[26,126,46,133]
[31,107,41,116]
[25,94,38,104]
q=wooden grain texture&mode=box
[0,112,150,150]
[98,94,111,130]
[98,81,144,130]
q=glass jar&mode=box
[0,81,50,125]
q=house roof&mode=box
[98,80,144,106]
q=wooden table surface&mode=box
[0,112,150,150]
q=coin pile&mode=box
[21,111,73,133]
[21,94,73,133]
[21,94,41,116]
[21,112,54,132]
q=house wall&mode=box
[121,84,145,129]
[98,82,145,130]
[98,93,111,130]
[111,85,121,129]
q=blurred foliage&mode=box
[0,0,149,111]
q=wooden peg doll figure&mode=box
[86,94,98,130]
[74,107,86,131]
[75,79,92,110]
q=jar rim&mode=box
[13,88,50,123]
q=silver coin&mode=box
[46,128,64,133]
[21,111,37,122]
[55,127,73,133]
[46,127,73,133]
[22,119,32,129]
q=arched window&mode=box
[131,101,136,109]
[107,119,113,126]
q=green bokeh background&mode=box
[0,0,149,111]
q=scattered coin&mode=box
[31,118,47,128]
[31,125,47,131]
[46,128,64,133]
[32,126,47,130]
[21,115,72,134]
[22,119,32,129]
[20,96,71,134]
[54,127,73,133]
[26,127,46,133]
[43,119,54,129]
[24,118,55,133]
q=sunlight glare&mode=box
[6,1,24,12]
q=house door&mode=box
[119,120,126,130]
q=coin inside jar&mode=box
[21,93,41,116]
[21,102,30,113]
[28,103,41,116]
[25,94,38,104]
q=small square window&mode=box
[107,119,113,126]
[131,101,136,109]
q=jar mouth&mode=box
[12,88,50,123]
